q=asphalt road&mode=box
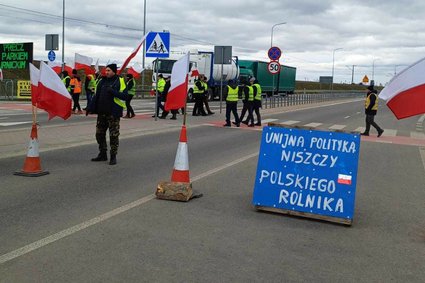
[0,99,424,282]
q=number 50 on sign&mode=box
[267,60,281,75]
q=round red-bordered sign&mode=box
[267,60,281,74]
[268,46,282,61]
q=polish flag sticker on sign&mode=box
[337,174,352,185]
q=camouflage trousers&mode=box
[95,114,120,155]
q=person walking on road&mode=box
[84,73,96,111]
[240,78,255,127]
[124,73,136,118]
[159,76,178,119]
[70,69,83,114]
[153,74,166,117]
[202,76,214,115]
[86,63,128,165]
[192,75,207,116]
[223,80,240,127]
[252,78,262,126]
[361,85,384,137]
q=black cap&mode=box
[106,63,117,74]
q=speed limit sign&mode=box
[267,60,281,74]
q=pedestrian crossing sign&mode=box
[145,32,170,58]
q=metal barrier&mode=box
[262,92,363,109]
[0,79,14,100]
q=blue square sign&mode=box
[145,32,170,58]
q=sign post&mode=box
[146,31,170,121]
[214,46,232,114]
[252,124,361,225]
[268,46,282,96]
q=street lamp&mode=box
[270,22,286,96]
[61,0,65,72]
[331,48,343,91]
[271,22,286,47]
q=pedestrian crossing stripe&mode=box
[329,124,346,130]
[303,122,323,128]
[262,118,279,123]
[280,120,300,125]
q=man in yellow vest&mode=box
[84,73,96,111]
[153,73,166,117]
[361,85,384,137]
[86,63,128,165]
[223,80,240,127]
[252,78,262,126]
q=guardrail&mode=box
[262,92,364,109]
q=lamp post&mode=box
[271,22,286,47]
[141,0,147,97]
[61,0,65,72]
[270,22,286,96]
[331,48,342,91]
[372,58,379,84]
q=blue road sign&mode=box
[268,46,282,61]
[48,50,56,62]
[145,32,170,58]
[252,126,361,222]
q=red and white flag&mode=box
[0,67,3,81]
[337,174,352,185]
[379,57,425,119]
[75,53,94,75]
[165,53,190,111]
[190,68,199,77]
[48,61,73,75]
[118,33,148,75]
[29,63,40,106]
[37,61,72,120]
[127,62,144,79]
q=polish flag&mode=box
[29,63,40,106]
[190,69,199,77]
[379,57,425,119]
[75,53,94,75]
[165,53,190,111]
[118,33,148,75]
[0,67,3,81]
[337,174,352,185]
[127,63,144,79]
[48,61,73,75]
[37,61,72,120]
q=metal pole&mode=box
[220,48,224,114]
[270,22,286,97]
[331,48,342,91]
[141,0,146,98]
[61,0,65,72]
[351,65,355,84]
[154,60,158,121]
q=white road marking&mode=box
[420,147,425,173]
[329,124,346,130]
[383,129,397,137]
[410,132,425,139]
[344,116,350,119]
[279,120,300,125]
[354,127,365,133]
[303,122,322,128]
[0,152,259,265]
[261,118,279,123]
[0,121,33,127]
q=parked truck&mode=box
[238,60,296,96]
[152,50,239,101]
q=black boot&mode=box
[109,154,117,165]
[91,151,107,161]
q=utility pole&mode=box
[351,65,356,84]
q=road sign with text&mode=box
[267,60,281,75]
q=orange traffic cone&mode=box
[14,124,49,177]
[171,125,190,183]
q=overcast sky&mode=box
[0,0,424,85]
